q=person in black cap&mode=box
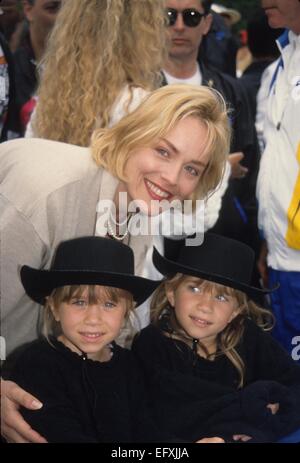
[132,233,300,443]
[3,236,162,442]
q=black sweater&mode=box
[8,338,165,443]
[132,319,300,443]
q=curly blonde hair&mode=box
[151,275,274,388]
[33,0,166,146]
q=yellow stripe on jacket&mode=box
[286,143,300,250]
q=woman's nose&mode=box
[161,163,181,186]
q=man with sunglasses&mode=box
[166,0,238,76]
[162,0,261,271]
[164,0,212,81]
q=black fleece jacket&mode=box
[8,338,168,443]
[132,319,300,443]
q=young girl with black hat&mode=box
[132,233,300,443]
[4,236,161,443]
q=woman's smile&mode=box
[144,179,174,200]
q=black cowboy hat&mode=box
[21,237,160,306]
[153,233,279,299]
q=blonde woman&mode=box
[26,0,166,145]
[25,0,231,257]
[132,233,300,443]
[1,83,230,443]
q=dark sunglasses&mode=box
[166,8,205,28]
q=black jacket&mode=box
[199,12,238,78]
[132,318,300,443]
[8,338,166,443]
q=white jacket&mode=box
[256,30,300,271]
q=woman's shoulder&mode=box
[0,138,92,173]
[0,138,100,213]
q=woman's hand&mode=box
[267,402,280,415]
[1,379,47,443]
[195,437,224,443]
[228,152,249,179]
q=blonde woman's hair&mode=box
[151,274,274,388]
[42,284,134,341]
[92,84,231,204]
[33,0,166,146]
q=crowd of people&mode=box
[0,0,299,444]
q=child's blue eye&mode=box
[71,299,87,307]
[104,301,117,309]
[215,294,228,302]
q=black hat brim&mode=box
[153,248,279,299]
[21,266,160,307]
